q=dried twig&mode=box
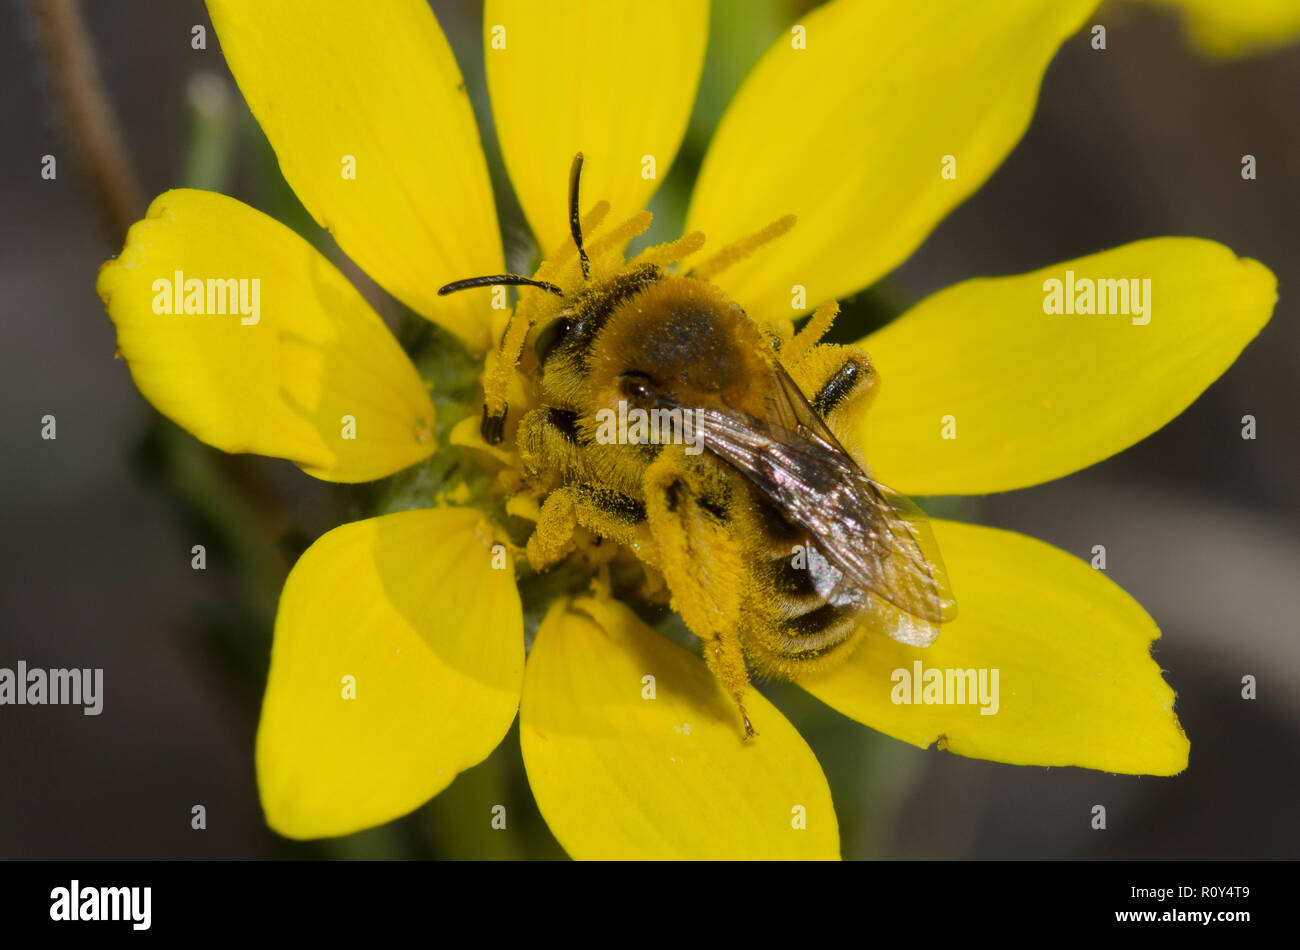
[28,0,143,244]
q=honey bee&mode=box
[440,154,955,737]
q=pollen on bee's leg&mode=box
[643,453,755,738]
[480,306,537,442]
[783,299,840,367]
[526,488,579,571]
[689,214,796,280]
[705,632,758,741]
[628,230,706,269]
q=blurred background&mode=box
[1,0,1296,859]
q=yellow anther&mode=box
[629,230,706,270]
[690,214,796,280]
[783,299,839,367]
[588,210,654,261]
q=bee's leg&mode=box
[527,488,580,571]
[783,345,878,431]
[521,408,652,569]
[481,309,536,444]
[517,407,586,482]
[569,485,650,551]
[643,451,756,739]
[811,351,876,423]
[527,484,650,572]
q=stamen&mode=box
[587,210,653,260]
[783,299,839,366]
[629,231,706,269]
[690,214,796,280]
[581,201,611,241]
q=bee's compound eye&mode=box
[534,317,571,366]
[618,372,655,401]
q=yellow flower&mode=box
[1132,0,1300,59]
[96,0,1275,860]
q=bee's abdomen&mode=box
[751,549,862,659]
[747,500,864,663]
[775,602,862,657]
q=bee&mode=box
[440,154,956,737]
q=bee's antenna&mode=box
[437,274,564,297]
[569,152,591,280]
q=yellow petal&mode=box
[484,0,709,255]
[1136,0,1300,58]
[801,520,1189,776]
[97,189,436,482]
[521,595,839,859]
[858,238,1276,495]
[206,0,502,350]
[257,507,524,839]
[686,0,1095,316]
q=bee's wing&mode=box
[693,367,957,627]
